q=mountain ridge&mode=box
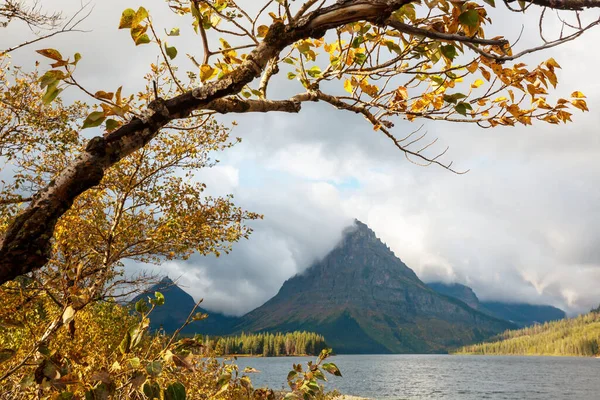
[233,220,515,353]
[427,281,566,327]
[133,220,565,353]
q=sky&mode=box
[2,1,600,316]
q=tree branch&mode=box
[505,0,600,10]
[204,94,314,114]
[0,0,418,284]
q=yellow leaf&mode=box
[219,38,231,49]
[466,61,478,74]
[257,25,269,38]
[571,99,589,112]
[343,79,354,94]
[471,79,484,89]
[571,91,586,99]
[396,86,408,100]
[480,67,491,81]
[545,58,561,70]
[200,65,217,82]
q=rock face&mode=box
[427,282,566,327]
[427,282,481,310]
[235,221,514,353]
[129,277,239,335]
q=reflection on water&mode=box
[232,354,600,399]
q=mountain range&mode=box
[427,282,565,327]
[132,220,566,353]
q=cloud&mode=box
[3,1,600,316]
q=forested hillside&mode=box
[456,312,600,356]
[202,332,328,357]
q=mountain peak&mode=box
[238,220,515,353]
[158,276,174,285]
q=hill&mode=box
[129,277,240,335]
[427,282,566,327]
[234,220,515,353]
[456,312,600,356]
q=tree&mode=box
[0,58,259,393]
[0,0,598,283]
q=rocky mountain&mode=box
[427,282,480,310]
[427,282,566,327]
[234,220,515,353]
[130,277,239,335]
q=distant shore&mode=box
[223,353,315,358]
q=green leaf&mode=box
[167,27,180,36]
[118,9,136,29]
[132,7,149,27]
[287,370,297,381]
[128,357,141,368]
[105,119,120,132]
[73,52,82,65]
[353,52,367,65]
[165,43,178,60]
[82,111,106,128]
[192,312,208,321]
[82,111,106,129]
[287,72,297,80]
[39,70,64,89]
[154,291,165,306]
[455,102,473,116]
[351,36,364,49]
[322,363,342,377]
[443,93,467,104]
[459,9,480,28]
[143,382,161,399]
[118,330,132,355]
[135,298,148,314]
[440,45,456,61]
[0,349,15,364]
[57,392,74,400]
[313,369,326,381]
[146,361,163,377]
[42,86,62,105]
[483,0,496,6]
[216,373,231,386]
[306,66,321,78]
[164,382,186,400]
[135,33,151,46]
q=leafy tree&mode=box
[0,58,260,396]
[0,1,599,395]
[0,0,599,284]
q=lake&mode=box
[232,355,600,399]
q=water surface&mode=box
[232,354,600,399]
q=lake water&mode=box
[232,355,600,399]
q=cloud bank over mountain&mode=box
[3,0,600,315]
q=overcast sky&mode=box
[3,1,600,316]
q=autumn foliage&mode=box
[1,0,599,398]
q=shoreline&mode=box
[453,352,600,358]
